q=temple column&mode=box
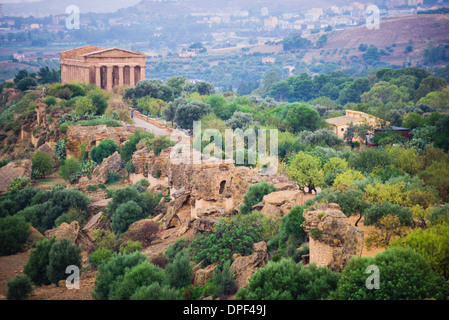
[129,66,135,87]
[84,66,90,84]
[106,66,113,91]
[140,66,145,82]
[118,66,124,86]
[95,66,101,88]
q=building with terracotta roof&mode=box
[60,45,147,91]
[326,110,388,140]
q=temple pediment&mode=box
[82,48,146,58]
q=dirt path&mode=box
[132,115,172,136]
[0,251,30,299]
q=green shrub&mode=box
[269,206,306,260]
[0,215,31,256]
[236,259,339,300]
[132,179,150,193]
[74,97,96,116]
[392,223,449,280]
[89,248,114,267]
[23,237,56,285]
[111,201,143,235]
[6,275,33,300]
[77,141,89,161]
[88,92,108,116]
[240,180,277,215]
[41,187,90,231]
[58,157,80,182]
[119,240,143,254]
[107,171,122,185]
[108,259,168,300]
[16,186,90,232]
[349,148,391,174]
[77,118,122,127]
[46,238,82,285]
[125,161,135,174]
[119,129,154,163]
[333,247,449,300]
[191,216,263,267]
[211,260,237,298]
[238,211,280,243]
[92,252,148,300]
[31,151,55,178]
[130,282,181,300]
[86,184,99,192]
[7,177,32,193]
[59,122,70,134]
[108,187,160,235]
[90,139,118,163]
[165,238,189,261]
[165,252,192,289]
[43,96,57,107]
[54,139,66,161]
[364,201,413,226]
[138,135,175,156]
[92,229,117,251]
[17,77,37,91]
[54,207,87,227]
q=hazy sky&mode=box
[0,0,41,3]
[1,0,143,16]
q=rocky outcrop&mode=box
[0,159,32,195]
[193,262,219,287]
[65,124,134,155]
[90,151,124,184]
[1,88,21,104]
[231,241,269,289]
[130,144,303,235]
[193,217,219,234]
[44,219,103,253]
[302,203,364,272]
[46,211,111,251]
[253,190,304,218]
[28,226,45,246]
[87,198,111,215]
[82,212,111,240]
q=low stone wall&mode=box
[132,110,173,134]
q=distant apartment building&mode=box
[408,0,423,6]
[13,53,25,61]
[178,51,197,58]
[305,8,324,22]
[263,16,278,30]
[387,0,423,8]
[262,57,276,64]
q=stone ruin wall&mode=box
[302,203,364,272]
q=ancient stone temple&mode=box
[60,45,146,91]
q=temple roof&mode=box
[60,46,146,61]
[60,45,106,60]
